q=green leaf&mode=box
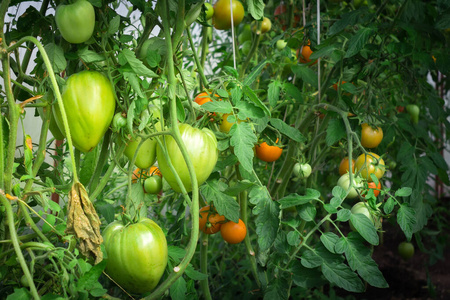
[435,13,450,30]
[321,262,365,292]
[263,276,289,300]
[291,65,318,87]
[326,119,346,146]
[335,237,348,254]
[42,214,56,233]
[224,180,255,196]
[76,260,107,290]
[336,209,351,222]
[123,72,144,98]
[107,15,120,36]
[345,27,374,58]
[349,213,379,245]
[185,1,203,26]
[278,189,321,209]
[283,83,302,102]
[249,186,279,251]
[77,48,105,63]
[170,276,187,300]
[247,0,265,20]
[185,265,208,280]
[168,246,186,264]
[397,203,416,240]
[329,10,361,35]
[201,101,233,114]
[384,197,395,214]
[324,204,338,214]
[268,80,281,107]
[287,231,301,246]
[97,204,115,224]
[243,60,268,86]
[6,288,31,300]
[269,118,305,142]
[44,43,67,73]
[291,261,326,288]
[236,100,265,119]
[200,179,240,223]
[410,195,432,233]
[298,203,316,222]
[243,85,271,117]
[41,294,65,300]
[119,48,157,78]
[301,249,323,268]
[320,232,340,254]
[80,148,99,186]
[395,187,412,197]
[230,122,257,172]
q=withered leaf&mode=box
[65,182,103,264]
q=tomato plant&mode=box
[360,123,383,149]
[55,0,95,44]
[53,70,116,152]
[339,157,355,175]
[355,152,386,181]
[144,176,162,194]
[213,0,245,30]
[255,139,283,162]
[156,123,218,192]
[199,205,226,234]
[220,219,247,244]
[103,218,168,293]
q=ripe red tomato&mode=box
[220,219,247,244]
[255,139,283,162]
[361,123,383,148]
[199,206,226,234]
[213,0,245,30]
[339,157,355,176]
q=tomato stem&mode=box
[199,233,213,300]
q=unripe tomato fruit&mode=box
[406,104,420,124]
[53,71,115,152]
[156,124,218,193]
[199,206,226,234]
[253,17,271,34]
[337,173,363,199]
[144,176,162,194]
[361,123,383,148]
[241,40,252,55]
[293,163,312,179]
[339,157,355,175]
[238,24,252,44]
[350,202,382,230]
[102,218,168,294]
[124,137,157,170]
[255,140,283,162]
[204,2,214,20]
[219,113,244,133]
[112,112,126,132]
[355,152,385,181]
[55,0,95,44]
[276,39,287,50]
[398,241,415,260]
[213,0,245,30]
[220,219,247,244]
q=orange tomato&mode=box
[220,219,247,244]
[255,139,283,162]
[339,157,356,176]
[363,181,382,198]
[149,166,162,178]
[194,92,220,105]
[199,206,226,234]
[299,42,316,65]
[360,123,383,149]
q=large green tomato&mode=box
[102,218,168,294]
[337,173,363,199]
[213,0,245,30]
[156,124,218,193]
[124,137,157,169]
[54,71,115,152]
[55,0,95,44]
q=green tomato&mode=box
[204,2,214,20]
[293,163,312,179]
[241,40,252,56]
[103,218,168,294]
[406,104,419,124]
[238,24,252,44]
[144,176,162,194]
[55,0,95,44]
[124,137,157,170]
[398,241,414,260]
[354,0,368,8]
[53,71,115,152]
[337,173,363,199]
[156,123,218,193]
[276,39,287,50]
[111,113,127,132]
[350,202,382,230]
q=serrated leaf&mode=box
[224,180,255,196]
[326,119,346,146]
[201,101,233,114]
[230,122,257,172]
[395,187,412,197]
[301,249,323,268]
[76,260,106,290]
[321,263,365,293]
[119,48,157,78]
[185,265,208,280]
[170,276,186,300]
[107,15,120,36]
[291,65,318,87]
[329,10,361,35]
[200,179,240,223]
[123,72,144,98]
[247,0,265,20]
[345,27,374,58]
[243,85,271,117]
[236,100,265,119]
[269,118,305,142]
[397,204,416,240]
[44,43,67,73]
[291,261,326,288]
[77,48,105,63]
[278,189,321,209]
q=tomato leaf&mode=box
[268,80,281,108]
[200,179,240,223]
[349,213,379,245]
[336,209,351,222]
[345,233,388,288]
[264,276,289,300]
[170,276,187,300]
[397,203,416,240]
[301,249,323,269]
[236,100,265,119]
[76,260,106,291]
[329,10,361,36]
[229,122,256,172]
[185,265,208,280]
[119,48,157,78]
[269,118,305,142]
[345,27,374,58]
[291,261,326,288]
[383,197,395,214]
[326,119,346,146]
[320,232,340,254]
[79,148,99,186]
[243,85,271,117]
[224,180,255,196]
[287,231,301,246]
[77,48,105,63]
[335,237,348,254]
[394,187,412,197]
[278,189,321,209]
[246,0,265,20]
[201,101,233,114]
[322,262,365,292]
[249,186,279,251]
[107,15,120,36]
[44,43,67,73]
[298,203,316,222]
[291,65,318,87]
[168,246,186,264]
[185,1,203,26]
[243,60,267,86]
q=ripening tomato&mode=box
[252,17,272,34]
[337,173,364,199]
[204,2,214,20]
[199,206,226,234]
[102,218,168,294]
[220,219,247,244]
[124,137,157,169]
[53,71,115,152]
[362,181,382,198]
[144,176,162,194]
[350,202,382,230]
[339,157,355,175]
[255,139,283,162]
[219,113,244,133]
[355,152,385,181]
[299,42,316,65]
[213,0,245,30]
[361,123,383,148]
[55,0,95,44]
[194,92,220,106]
[156,124,218,193]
